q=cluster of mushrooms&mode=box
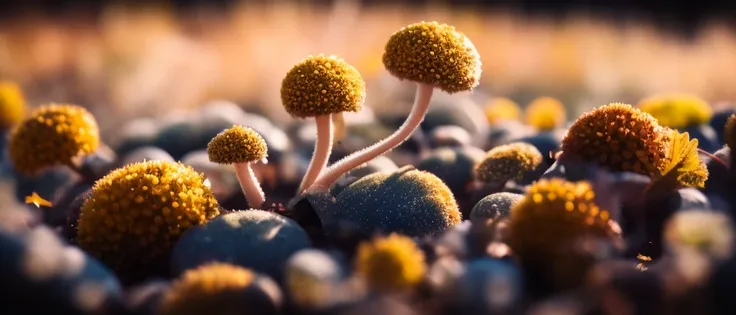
[1,21,736,315]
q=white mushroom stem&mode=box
[310,83,434,192]
[234,162,265,209]
[298,114,334,194]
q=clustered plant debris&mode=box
[1,19,736,315]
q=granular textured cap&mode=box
[76,160,220,273]
[355,233,427,292]
[159,263,256,315]
[207,125,268,164]
[281,54,365,118]
[484,97,521,125]
[9,104,100,176]
[561,103,669,178]
[509,178,619,290]
[475,142,542,184]
[638,94,712,129]
[525,97,566,131]
[383,21,481,93]
[0,81,26,128]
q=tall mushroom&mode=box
[207,125,269,209]
[281,54,366,195]
[310,21,482,192]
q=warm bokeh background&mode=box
[1,0,735,142]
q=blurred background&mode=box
[1,0,735,144]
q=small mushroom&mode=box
[207,125,269,209]
[281,54,365,195]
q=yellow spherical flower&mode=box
[159,263,256,315]
[76,161,220,273]
[9,104,99,176]
[524,96,566,131]
[207,125,268,164]
[508,178,619,290]
[355,233,427,292]
[561,103,669,177]
[656,129,708,188]
[0,81,26,129]
[281,54,365,118]
[725,114,736,150]
[484,97,521,124]
[475,142,542,184]
[383,21,482,93]
[638,94,712,129]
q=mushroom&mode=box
[281,54,366,195]
[310,21,481,192]
[207,125,269,209]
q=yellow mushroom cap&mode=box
[76,160,220,272]
[484,97,521,125]
[281,54,365,119]
[524,96,566,131]
[382,21,482,93]
[475,142,542,184]
[0,81,26,129]
[561,103,669,177]
[159,263,256,315]
[207,125,268,164]
[725,114,736,150]
[509,178,619,289]
[638,94,712,129]
[355,233,427,292]
[9,104,100,176]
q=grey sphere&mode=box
[171,210,311,281]
[470,192,523,221]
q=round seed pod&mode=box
[383,21,482,93]
[561,103,669,178]
[171,210,311,281]
[470,192,523,221]
[0,80,26,129]
[159,263,282,315]
[76,161,220,274]
[638,94,712,129]
[9,104,100,176]
[524,97,566,131]
[508,178,621,291]
[207,125,268,164]
[484,97,521,125]
[475,142,543,185]
[331,166,461,237]
[355,234,427,293]
[281,54,365,119]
